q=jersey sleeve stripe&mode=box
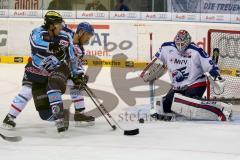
[30,34,49,50]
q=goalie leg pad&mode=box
[151,94,176,121]
[172,93,232,121]
[150,96,164,115]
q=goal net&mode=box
[207,29,240,103]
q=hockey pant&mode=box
[162,86,206,113]
[32,63,70,121]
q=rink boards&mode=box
[0,18,240,66]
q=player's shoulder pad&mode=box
[63,26,75,38]
[59,30,69,37]
[187,43,209,58]
[59,30,71,40]
[32,26,47,34]
[161,41,175,48]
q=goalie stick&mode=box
[0,133,22,142]
[212,48,240,77]
[149,32,155,111]
[79,80,139,136]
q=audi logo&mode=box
[61,12,73,18]
[158,14,168,19]
[0,11,6,16]
[27,11,38,17]
[94,13,105,18]
[127,13,138,18]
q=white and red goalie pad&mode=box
[140,58,167,82]
[172,93,232,121]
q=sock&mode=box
[9,85,32,118]
[70,87,85,112]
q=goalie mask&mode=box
[174,30,191,53]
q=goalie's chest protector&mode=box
[159,43,206,88]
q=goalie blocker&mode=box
[171,93,232,121]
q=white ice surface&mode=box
[0,64,240,160]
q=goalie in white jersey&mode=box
[141,30,232,121]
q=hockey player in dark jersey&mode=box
[30,21,95,133]
[24,11,73,133]
[2,11,69,131]
[63,22,95,124]
[2,13,95,132]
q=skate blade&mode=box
[74,121,95,127]
[1,124,14,130]
[57,131,67,137]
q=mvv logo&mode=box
[174,59,188,65]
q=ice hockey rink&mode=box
[1,64,240,160]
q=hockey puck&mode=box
[139,118,144,123]
[124,128,139,136]
[112,125,117,130]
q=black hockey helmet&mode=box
[44,11,63,28]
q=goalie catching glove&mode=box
[140,57,167,82]
[205,72,225,95]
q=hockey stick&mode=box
[149,33,155,111]
[0,133,22,142]
[80,81,139,136]
[85,88,116,130]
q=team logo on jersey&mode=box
[59,39,69,47]
[170,58,188,65]
[172,67,189,82]
[209,60,214,65]
[174,59,188,65]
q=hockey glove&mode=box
[49,38,69,61]
[205,72,225,95]
[72,73,89,86]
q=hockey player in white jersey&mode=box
[141,30,232,121]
